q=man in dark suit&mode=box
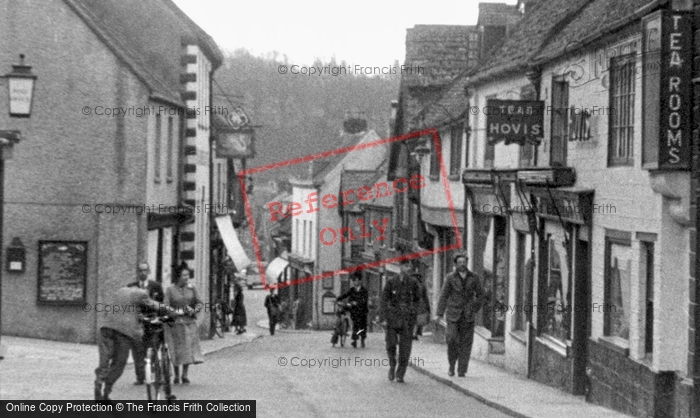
[435,252,485,377]
[127,261,164,385]
[380,259,421,383]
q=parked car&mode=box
[241,263,267,289]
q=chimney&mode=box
[343,110,368,134]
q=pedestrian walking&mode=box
[164,265,204,384]
[337,274,369,348]
[94,284,177,401]
[435,252,485,377]
[127,261,164,385]
[413,273,430,341]
[231,279,247,334]
[380,259,421,383]
[264,289,281,335]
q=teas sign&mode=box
[659,11,692,169]
[486,100,544,146]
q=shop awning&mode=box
[214,215,251,270]
[265,257,289,283]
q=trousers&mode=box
[350,312,367,341]
[385,323,414,378]
[446,318,475,375]
[95,328,136,393]
[132,327,162,382]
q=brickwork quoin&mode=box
[239,129,461,290]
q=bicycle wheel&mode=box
[145,347,158,401]
[160,344,175,403]
[339,317,348,347]
[214,304,225,338]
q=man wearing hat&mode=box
[380,258,422,383]
[435,252,485,377]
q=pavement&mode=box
[0,330,260,400]
[258,319,631,418]
[1,322,631,418]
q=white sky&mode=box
[172,0,517,67]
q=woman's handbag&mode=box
[416,312,429,327]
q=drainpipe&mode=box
[209,69,216,339]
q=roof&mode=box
[339,170,378,213]
[477,3,522,27]
[311,130,378,183]
[64,0,223,107]
[403,25,478,89]
[362,160,394,209]
[467,0,593,86]
[532,0,663,64]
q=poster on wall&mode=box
[37,241,87,305]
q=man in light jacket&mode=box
[435,253,485,377]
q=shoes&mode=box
[351,341,357,348]
[448,369,455,377]
[173,377,180,384]
[388,366,396,381]
[94,383,103,401]
[134,380,144,385]
[396,376,404,383]
[182,377,190,384]
[458,373,465,377]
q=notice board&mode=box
[37,241,87,305]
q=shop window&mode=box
[449,124,463,176]
[604,234,632,344]
[544,235,571,342]
[550,79,569,166]
[514,232,533,332]
[608,54,636,166]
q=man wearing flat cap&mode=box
[380,258,421,383]
[435,252,485,377]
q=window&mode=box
[514,232,533,332]
[642,241,654,357]
[429,136,440,177]
[484,95,496,168]
[544,235,571,342]
[469,32,479,43]
[468,49,478,60]
[154,114,162,182]
[550,79,569,166]
[608,54,636,166]
[166,116,174,180]
[449,124,463,176]
[302,220,307,255]
[604,232,632,342]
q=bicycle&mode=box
[331,301,351,347]
[142,314,176,402]
[213,301,231,338]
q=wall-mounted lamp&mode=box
[410,141,431,163]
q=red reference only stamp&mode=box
[239,128,462,289]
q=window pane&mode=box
[606,242,632,339]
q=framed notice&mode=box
[37,241,88,305]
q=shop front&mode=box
[520,169,593,395]
[287,254,314,330]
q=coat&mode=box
[231,282,247,326]
[337,286,369,316]
[380,273,421,329]
[436,269,485,323]
[100,287,161,341]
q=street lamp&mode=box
[0,54,36,360]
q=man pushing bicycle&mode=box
[94,283,182,402]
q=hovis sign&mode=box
[486,100,544,146]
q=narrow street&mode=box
[115,289,510,418]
